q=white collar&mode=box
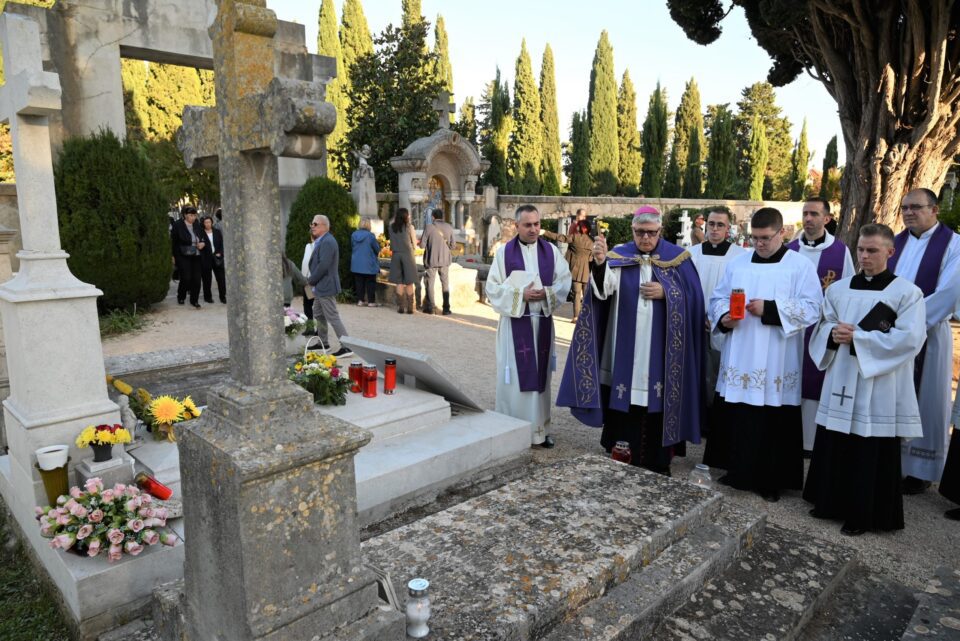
[910,222,940,241]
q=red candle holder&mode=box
[349,362,363,393]
[729,288,746,320]
[611,441,632,464]
[362,365,378,398]
[135,472,173,500]
[384,358,397,395]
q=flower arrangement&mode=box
[75,424,132,448]
[106,375,154,423]
[283,308,316,337]
[288,351,349,405]
[147,395,201,442]
[377,234,392,259]
[36,477,177,561]
[596,220,610,236]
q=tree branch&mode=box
[912,0,950,142]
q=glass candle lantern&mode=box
[135,472,173,500]
[688,463,713,490]
[384,358,397,395]
[348,362,363,393]
[362,365,378,398]
[405,578,431,638]
[611,441,632,464]
[729,288,746,320]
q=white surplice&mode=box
[710,250,823,406]
[792,232,856,449]
[891,222,960,481]
[689,242,749,308]
[810,276,925,437]
[591,258,655,406]
[486,241,572,443]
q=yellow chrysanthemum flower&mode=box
[113,379,133,396]
[182,396,201,419]
[75,426,97,448]
[137,388,153,405]
[149,395,184,425]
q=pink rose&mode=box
[143,517,165,528]
[112,483,126,494]
[159,531,178,547]
[127,518,145,533]
[63,498,78,511]
[69,503,88,519]
[124,497,142,512]
[76,524,93,540]
[138,507,153,519]
[100,489,115,502]
[56,514,73,526]
[139,494,153,505]
[153,507,169,521]
[69,486,82,499]
[108,543,123,562]
[88,509,104,523]
[107,528,125,545]
[39,522,54,537]
[87,539,102,557]
[124,540,143,556]
[330,367,341,378]
[54,533,75,550]
[84,478,103,494]
[142,529,159,546]
[35,506,47,517]
[124,486,140,497]
[56,495,68,506]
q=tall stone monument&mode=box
[176,1,403,639]
[351,144,377,219]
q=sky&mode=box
[268,0,844,166]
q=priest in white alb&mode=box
[705,208,823,502]
[803,224,926,536]
[786,196,855,455]
[486,205,572,448]
[888,188,960,494]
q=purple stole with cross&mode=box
[557,239,704,446]
[787,237,848,399]
[504,237,555,393]
[888,223,954,391]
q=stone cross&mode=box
[432,89,455,130]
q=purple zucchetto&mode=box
[633,205,661,217]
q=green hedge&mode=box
[285,177,359,289]
[55,130,171,311]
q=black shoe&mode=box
[539,435,555,449]
[177,299,185,305]
[758,489,780,503]
[840,524,866,536]
[220,298,227,304]
[302,329,318,337]
[945,508,960,521]
[422,305,435,315]
[331,347,353,358]
[204,298,214,304]
[191,303,201,309]
[808,508,829,520]
[442,309,452,316]
[307,340,329,350]
[902,476,931,495]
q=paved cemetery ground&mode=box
[99,280,960,593]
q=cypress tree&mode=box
[402,0,423,28]
[790,118,810,200]
[120,58,150,141]
[662,146,682,197]
[705,105,735,198]
[747,114,768,200]
[819,135,838,198]
[672,78,703,187]
[540,44,562,196]
[478,68,511,192]
[617,70,641,195]
[143,62,204,141]
[433,14,454,101]
[508,40,543,195]
[682,125,702,198]
[318,0,347,181]
[587,31,619,195]
[568,110,591,196]
[454,96,478,147]
[734,82,793,199]
[340,0,373,79]
[640,82,668,197]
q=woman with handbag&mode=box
[199,215,226,304]
[171,205,205,308]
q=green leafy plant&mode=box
[285,176,359,288]
[99,308,148,337]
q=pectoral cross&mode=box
[832,386,853,406]
[654,381,663,398]
[616,383,627,400]
[516,343,532,362]
[774,376,782,392]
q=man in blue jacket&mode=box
[307,215,352,357]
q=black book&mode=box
[858,302,898,333]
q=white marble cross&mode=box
[432,90,455,130]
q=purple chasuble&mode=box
[504,237,555,393]
[887,223,954,391]
[787,238,848,399]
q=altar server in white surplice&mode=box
[786,197,855,454]
[704,208,823,503]
[688,206,746,410]
[486,205,571,448]
[888,189,960,495]
[803,224,926,537]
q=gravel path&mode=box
[103,283,960,590]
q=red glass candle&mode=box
[384,358,397,395]
[362,365,378,398]
[349,362,363,393]
[611,441,632,464]
[729,288,746,320]
[135,472,173,500]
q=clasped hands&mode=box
[831,322,855,345]
[523,284,547,302]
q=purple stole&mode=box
[787,237,848,399]
[888,223,954,391]
[504,237,555,393]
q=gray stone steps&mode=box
[540,503,765,641]
[362,455,725,641]
[901,566,960,640]
[319,384,452,442]
[655,524,858,641]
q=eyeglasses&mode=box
[632,229,661,238]
[749,232,780,243]
[900,204,932,212]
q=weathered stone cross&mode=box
[178,0,335,388]
[432,89,455,130]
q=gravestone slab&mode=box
[340,337,483,410]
